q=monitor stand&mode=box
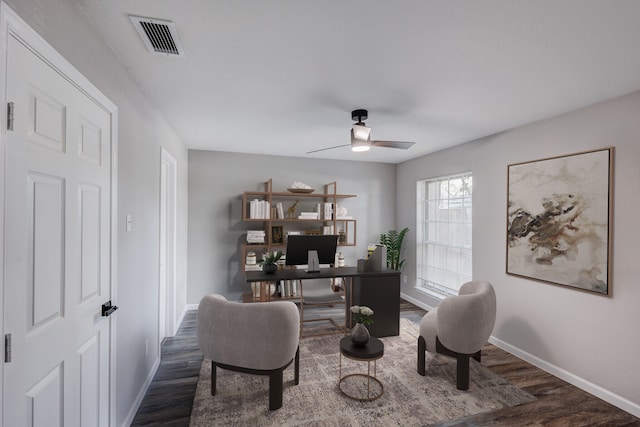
[305,250,320,273]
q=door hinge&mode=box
[7,101,14,131]
[4,334,11,363]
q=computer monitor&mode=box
[285,234,339,272]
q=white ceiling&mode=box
[73,0,640,164]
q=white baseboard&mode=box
[120,357,161,427]
[400,292,436,312]
[489,336,640,418]
[174,306,188,335]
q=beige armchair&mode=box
[417,281,496,390]
[196,294,300,410]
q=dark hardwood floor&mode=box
[131,300,639,426]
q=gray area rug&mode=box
[190,319,535,426]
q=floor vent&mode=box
[129,15,185,57]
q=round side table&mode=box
[338,336,384,401]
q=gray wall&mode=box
[397,90,640,414]
[2,1,190,425]
[187,151,396,303]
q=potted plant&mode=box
[379,227,409,270]
[258,250,283,273]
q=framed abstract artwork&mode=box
[506,148,614,295]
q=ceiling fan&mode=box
[307,109,416,154]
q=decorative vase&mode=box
[350,322,370,347]
[262,264,278,274]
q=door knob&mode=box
[101,301,119,317]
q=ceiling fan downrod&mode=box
[351,109,368,124]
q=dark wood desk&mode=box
[245,267,400,337]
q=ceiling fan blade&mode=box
[371,140,415,150]
[306,143,351,154]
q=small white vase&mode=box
[350,322,370,347]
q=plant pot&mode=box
[262,264,278,274]
[350,322,370,347]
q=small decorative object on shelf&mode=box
[258,250,283,274]
[246,251,256,265]
[287,200,299,219]
[349,305,374,346]
[287,181,315,193]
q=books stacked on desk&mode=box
[246,230,265,244]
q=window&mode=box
[416,172,472,297]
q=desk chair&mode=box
[299,278,347,337]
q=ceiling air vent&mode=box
[129,15,185,57]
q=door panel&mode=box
[29,87,67,151]
[26,364,64,427]
[28,173,65,329]
[4,32,113,427]
[78,334,100,427]
[79,184,101,302]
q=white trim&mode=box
[489,336,640,418]
[159,147,178,341]
[400,292,435,312]
[175,305,188,332]
[109,89,119,427]
[0,4,8,421]
[0,3,119,425]
[185,303,199,312]
[119,357,161,427]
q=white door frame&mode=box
[0,3,119,424]
[159,147,177,343]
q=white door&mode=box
[3,31,114,427]
[159,148,177,340]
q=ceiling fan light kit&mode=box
[306,108,416,155]
[351,137,371,152]
[352,123,371,141]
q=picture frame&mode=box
[506,148,613,295]
[271,225,284,245]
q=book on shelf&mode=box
[336,216,353,220]
[277,202,285,219]
[246,230,266,243]
[322,225,335,235]
[298,212,319,219]
[323,202,334,220]
[249,199,270,219]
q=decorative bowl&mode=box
[287,188,315,194]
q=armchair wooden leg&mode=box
[269,371,284,410]
[294,347,300,385]
[417,336,426,376]
[472,350,481,362]
[211,361,217,396]
[456,354,470,390]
